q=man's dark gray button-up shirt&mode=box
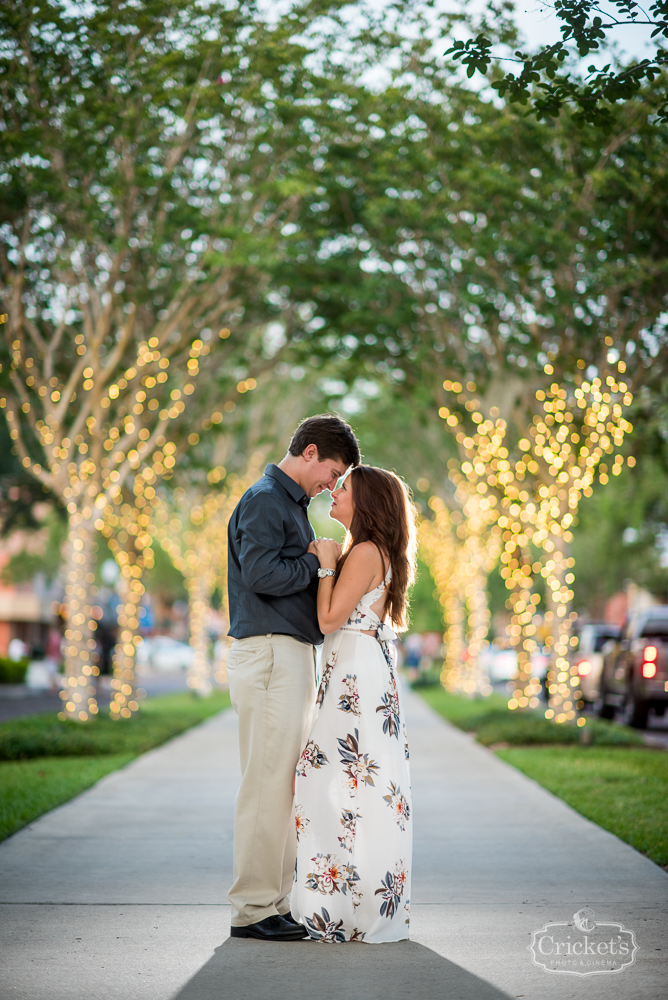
[227,464,323,646]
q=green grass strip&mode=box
[418,685,509,726]
[0,690,231,843]
[0,690,231,760]
[0,754,136,843]
[418,685,643,746]
[496,746,668,868]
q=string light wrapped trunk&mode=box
[0,0,315,723]
[420,488,498,696]
[434,361,634,721]
[59,509,101,721]
[455,484,500,695]
[420,502,466,691]
[154,458,262,696]
[100,477,157,719]
[1,313,244,719]
[433,396,527,697]
[528,374,634,720]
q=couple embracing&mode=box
[226,414,417,944]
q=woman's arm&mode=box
[314,540,384,634]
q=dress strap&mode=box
[381,568,392,594]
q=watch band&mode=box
[317,568,336,578]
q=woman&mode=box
[291,465,417,944]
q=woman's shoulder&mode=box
[347,541,388,571]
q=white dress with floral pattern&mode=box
[291,569,412,944]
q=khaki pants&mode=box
[227,633,316,927]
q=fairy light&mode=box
[98,473,157,719]
[57,509,101,722]
[427,393,522,696]
[1,312,233,721]
[530,371,634,721]
[153,457,262,696]
[420,500,466,690]
[433,363,634,720]
[421,477,500,696]
[450,418,531,697]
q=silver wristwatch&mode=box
[317,568,336,578]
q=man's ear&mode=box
[302,443,318,462]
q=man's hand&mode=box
[307,540,318,556]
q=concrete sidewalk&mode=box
[1,688,666,999]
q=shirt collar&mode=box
[264,464,310,509]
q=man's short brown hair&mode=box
[288,414,360,469]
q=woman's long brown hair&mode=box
[335,465,418,631]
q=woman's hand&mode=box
[315,541,385,634]
[313,537,341,569]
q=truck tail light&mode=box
[644,645,658,661]
[577,659,592,676]
[642,661,657,678]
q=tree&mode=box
[149,364,328,699]
[421,490,500,695]
[98,474,158,718]
[272,56,668,450]
[0,0,381,718]
[445,0,668,129]
[283,63,666,699]
[435,367,634,719]
[571,434,668,616]
[155,468,258,696]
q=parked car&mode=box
[570,623,621,706]
[598,607,668,728]
[482,647,518,682]
[136,636,194,673]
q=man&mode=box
[226,414,361,941]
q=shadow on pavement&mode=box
[173,937,513,1000]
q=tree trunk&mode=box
[443,592,467,692]
[187,572,214,696]
[504,550,543,710]
[102,495,154,719]
[419,510,467,693]
[465,568,491,695]
[108,549,146,719]
[60,509,101,721]
[544,533,579,723]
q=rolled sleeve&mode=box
[237,495,316,597]
[303,552,320,578]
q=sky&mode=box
[258,0,658,90]
[508,0,655,61]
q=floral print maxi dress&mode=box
[291,570,412,944]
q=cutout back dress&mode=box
[291,568,412,943]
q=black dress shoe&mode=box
[281,912,301,927]
[230,915,307,941]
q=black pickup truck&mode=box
[598,607,668,728]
